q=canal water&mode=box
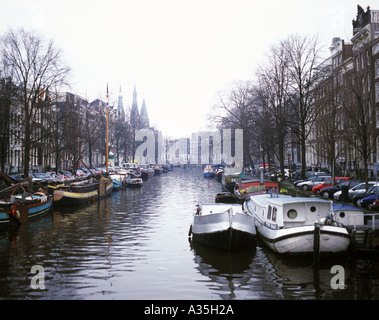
[1,167,379,300]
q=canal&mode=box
[0,167,379,300]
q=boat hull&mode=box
[0,195,53,226]
[53,178,113,205]
[191,208,256,251]
[255,223,351,254]
[203,172,214,179]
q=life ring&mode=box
[11,204,16,217]
[11,204,20,220]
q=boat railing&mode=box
[349,212,379,231]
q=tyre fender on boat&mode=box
[11,204,20,220]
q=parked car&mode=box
[293,173,329,187]
[352,185,379,206]
[311,177,351,194]
[31,173,55,185]
[296,175,331,191]
[358,194,379,209]
[269,169,290,181]
[75,169,86,177]
[90,168,102,175]
[46,172,65,183]
[334,181,377,201]
[320,179,361,199]
[356,186,379,208]
[369,199,379,211]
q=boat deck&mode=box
[200,203,243,216]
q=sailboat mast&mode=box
[106,83,109,173]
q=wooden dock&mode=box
[349,214,379,253]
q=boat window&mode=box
[339,212,345,218]
[310,206,316,212]
[267,206,272,219]
[287,209,297,219]
[272,207,277,222]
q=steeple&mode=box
[140,98,150,129]
[130,84,139,129]
[117,86,125,122]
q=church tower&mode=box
[117,86,126,122]
[140,98,150,129]
[130,85,139,129]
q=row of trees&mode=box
[212,34,323,179]
[0,28,70,177]
[211,33,376,183]
[0,28,136,177]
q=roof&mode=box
[250,194,332,206]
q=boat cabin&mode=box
[197,204,243,216]
[246,194,334,229]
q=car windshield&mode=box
[315,176,329,181]
[368,186,379,194]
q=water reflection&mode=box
[1,168,379,299]
[190,240,256,299]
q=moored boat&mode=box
[234,179,279,203]
[150,165,163,175]
[214,168,224,182]
[139,165,154,180]
[203,165,214,179]
[0,186,53,226]
[52,177,113,206]
[110,171,128,189]
[189,203,256,251]
[125,175,143,187]
[111,178,123,191]
[221,167,243,193]
[215,192,236,203]
[243,194,351,255]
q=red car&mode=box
[369,199,379,211]
[312,177,351,194]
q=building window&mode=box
[361,53,364,69]
[367,50,370,66]
[368,74,371,92]
[376,60,379,79]
[373,43,379,55]
[376,83,379,103]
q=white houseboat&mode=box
[243,194,351,255]
[189,203,256,251]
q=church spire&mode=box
[140,98,150,128]
[130,84,139,129]
[117,86,125,122]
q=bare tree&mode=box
[211,80,255,167]
[252,85,277,172]
[0,77,14,172]
[313,72,346,179]
[342,67,376,186]
[255,42,292,177]
[279,34,323,179]
[0,28,70,176]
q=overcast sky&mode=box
[0,0,369,137]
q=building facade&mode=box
[310,5,379,179]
